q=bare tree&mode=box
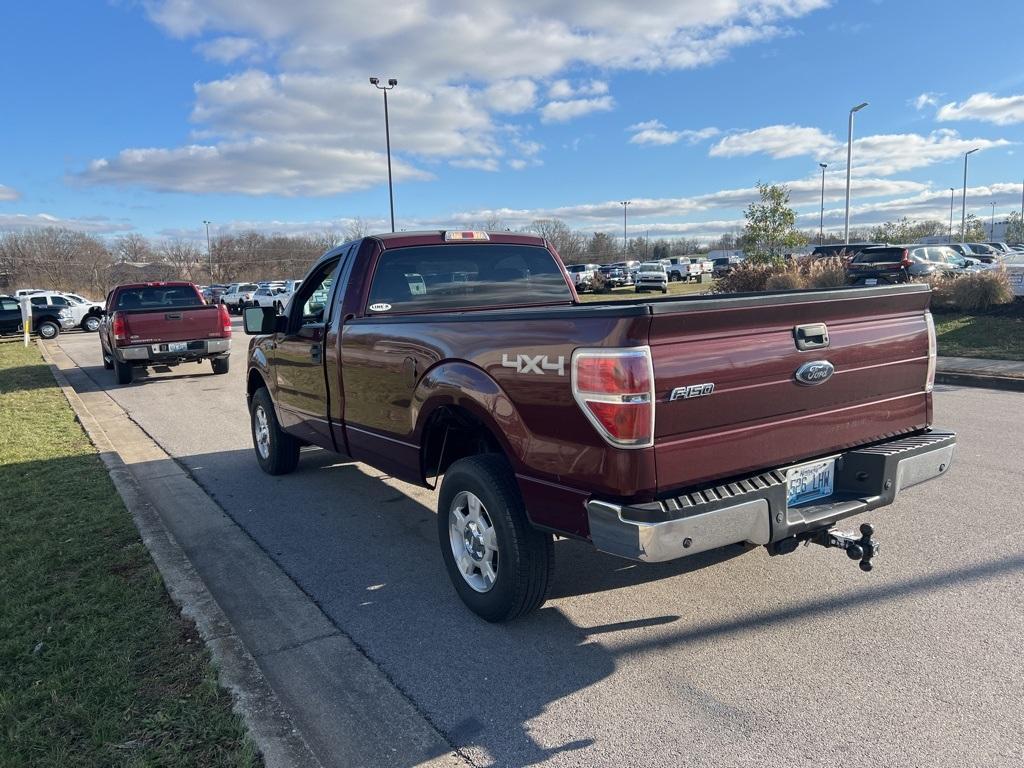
[160,239,202,281]
[343,217,370,241]
[114,233,155,264]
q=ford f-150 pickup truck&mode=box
[100,281,232,384]
[243,230,956,621]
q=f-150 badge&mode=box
[501,353,566,376]
[669,383,715,400]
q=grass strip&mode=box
[0,341,260,768]
[934,313,1024,361]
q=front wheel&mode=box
[37,320,59,339]
[82,315,101,332]
[438,455,553,622]
[250,387,300,475]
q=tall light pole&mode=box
[844,101,868,244]
[619,201,631,257]
[202,220,212,279]
[369,77,398,233]
[990,202,997,239]
[818,163,828,245]
[948,189,954,243]
[961,147,979,241]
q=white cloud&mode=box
[937,92,1024,125]
[484,79,537,114]
[708,124,1012,176]
[0,184,19,201]
[507,159,528,170]
[710,124,837,159]
[79,139,431,196]
[912,92,939,111]
[196,35,258,63]
[628,120,719,146]
[0,212,134,234]
[540,95,614,123]
[82,0,828,194]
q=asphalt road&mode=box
[58,325,1024,768]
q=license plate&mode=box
[787,459,835,506]
[864,278,877,286]
[167,341,188,353]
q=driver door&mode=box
[273,256,343,448]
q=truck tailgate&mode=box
[123,306,223,344]
[649,285,932,492]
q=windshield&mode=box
[239,283,258,292]
[640,262,665,272]
[115,286,202,309]
[567,265,587,273]
[366,244,571,314]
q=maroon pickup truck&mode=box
[243,231,956,621]
[100,281,232,384]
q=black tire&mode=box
[662,286,668,294]
[113,356,133,385]
[82,315,101,332]
[211,357,230,375]
[250,387,300,475]
[37,320,59,340]
[102,353,113,370]
[438,454,553,622]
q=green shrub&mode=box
[950,269,1014,312]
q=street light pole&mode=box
[619,201,631,257]
[844,102,868,244]
[990,202,997,240]
[948,189,954,243]
[961,148,979,241]
[202,220,212,279]
[369,77,399,233]
[818,163,828,245]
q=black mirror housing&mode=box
[243,306,278,335]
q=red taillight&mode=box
[900,249,912,269]
[219,303,232,336]
[112,312,127,345]
[572,347,654,448]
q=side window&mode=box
[51,296,69,306]
[1,299,18,311]
[30,296,47,306]
[291,257,342,326]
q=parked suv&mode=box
[810,243,881,261]
[634,261,668,293]
[847,245,966,285]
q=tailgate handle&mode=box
[164,312,182,320]
[794,323,829,351]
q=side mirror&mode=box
[243,306,279,335]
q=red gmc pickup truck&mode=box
[100,281,232,384]
[243,231,956,621]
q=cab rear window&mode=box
[116,286,202,309]
[366,244,572,314]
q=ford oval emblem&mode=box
[794,360,834,386]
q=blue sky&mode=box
[2,0,1022,242]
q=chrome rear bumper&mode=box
[586,429,956,563]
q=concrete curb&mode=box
[935,371,1024,392]
[38,341,323,768]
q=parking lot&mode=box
[54,323,1024,768]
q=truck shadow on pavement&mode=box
[163,444,1024,768]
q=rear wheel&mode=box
[250,387,300,475]
[113,356,133,384]
[211,357,230,375]
[438,454,553,622]
[102,353,113,370]
[82,315,101,332]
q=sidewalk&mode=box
[936,356,1024,392]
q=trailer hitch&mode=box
[810,523,879,572]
